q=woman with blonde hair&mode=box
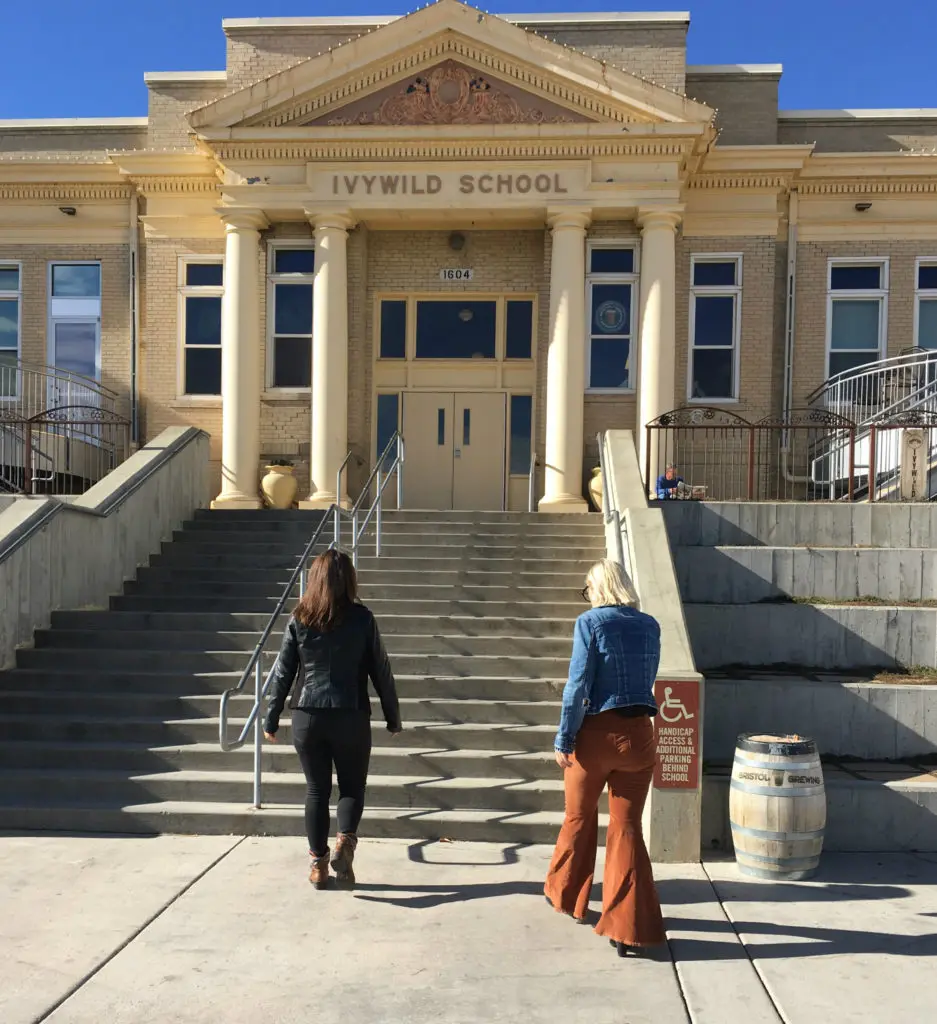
[264,548,402,890]
[544,558,665,957]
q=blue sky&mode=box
[2,1,935,118]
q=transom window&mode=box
[916,259,937,351]
[179,259,223,396]
[826,259,888,378]
[586,244,636,391]
[688,256,742,401]
[268,245,314,389]
[0,263,20,398]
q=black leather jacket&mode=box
[263,603,401,735]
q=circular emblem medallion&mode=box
[595,300,626,333]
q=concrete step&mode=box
[109,595,585,617]
[0,670,566,700]
[0,716,557,752]
[702,769,937,853]
[132,566,588,586]
[0,769,568,813]
[193,508,600,525]
[704,673,937,760]
[175,525,605,542]
[49,610,578,637]
[149,551,595,571]
[0,740,558,779]
[0,800,592,844]
[32,629,573,658]
[156,540,604,560]
[0,691,561,725]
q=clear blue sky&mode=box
[2,0,935,118]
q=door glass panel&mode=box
[376,393,399,467]
[416,301,497,359]
[437,408,446,445]
[51,264,101,297]
[509,395,532,475]
[53,322,97,378]
[463,408,471,445]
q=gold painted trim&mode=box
[0,184,133,201]
[688,174,792,190]
[132,176,221,195]
[799,180,937,195]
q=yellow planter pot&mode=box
[588,466,603,512]
[261,465,298,509]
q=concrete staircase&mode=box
[0,509,605,843]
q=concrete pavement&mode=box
[1,834,935,1024]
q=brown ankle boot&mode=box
[331,832,358,888]
[309,850,330,890]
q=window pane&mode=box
[415,301,497,359]
[0,266,19,291]
[185,348,221,395]
[590,248,634,274]
[0,350,16,397]
[51,263,100,297]
[437,408,446,445]
[691,348,734,399]
[693,261,736,287]
[693,295,735,347]
[273,336,312,388]
[919,265,937,291]
[274,284,313,335]
[591,284,631,336]
[0,298,18,350]
[509,395,532,475]
[380,300,407,359]
[590,337,631,389]
[185,262,223,287]
[185,296,221,346]
[829,351,877,377]
[831,264,881,290]
[275,248,315,274]
[830,300,880,350]
[919,299,937,350]
[505,300,533,359]
[376,393,399,467]
[53,322,97,377]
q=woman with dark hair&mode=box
[264,548,402,890]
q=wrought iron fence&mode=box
[0,405,130,495]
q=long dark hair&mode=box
[294,549,358,631]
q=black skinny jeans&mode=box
[291,708,372,856]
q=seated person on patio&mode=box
[655,464,684,500]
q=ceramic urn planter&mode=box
[261,464,298,509]
[588,466,603,512]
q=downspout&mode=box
[128,193,140,446]
[781,189,809,483]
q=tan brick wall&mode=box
[792,240,927,406]
[225,29,368,91]
[147,83,228,149]
[0,243,131,407]
[684,74,779,145]
[676,236,781,424]
[779,119,937,153]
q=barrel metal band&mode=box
[730,822,826,842]
[730,780,827,798]
[733,755,821,771]
[735,849,820,869]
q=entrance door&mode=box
[402,392,506,510]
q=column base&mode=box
[538,494,589,513]
[210,494,262,510]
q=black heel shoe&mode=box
[610,940,648,958]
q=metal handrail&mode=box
[349,433,404,567]
[597,432,625,568]
[527,451,538,512]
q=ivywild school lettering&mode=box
[332,173,568,197]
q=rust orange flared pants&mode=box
[544,710,665,946]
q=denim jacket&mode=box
[554,605,661,754]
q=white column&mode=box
[211,210,267,510]
[539,209,591,513]
[300,211,355,509]
[637,209,680,491]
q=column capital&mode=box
[637,207,683,233]
[217,208,269,232]
[304,209,357,234]
[547,207,592,233]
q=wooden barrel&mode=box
[729,733,826,880]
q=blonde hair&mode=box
[586,559,640,609]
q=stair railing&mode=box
[218,432,405,809]
[597,431,626,568]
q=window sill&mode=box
[585,389,636,397]
[170,396,222,408]
[686,397,740,405]
[263,390,311,403]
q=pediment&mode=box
[189,0,713,135]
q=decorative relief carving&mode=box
[324,61,575,127]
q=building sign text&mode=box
[653,679,700,790]
[330,171,569,198]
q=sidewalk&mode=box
[1,834,935,1024]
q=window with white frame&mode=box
[179,259,223,396]
[0,262,20,397]
[915,260,937,351]
[586,244,636,391]
[47,261,102,399]
[826,259,888,378]
[268,245,314,389]
[688,255,742,401]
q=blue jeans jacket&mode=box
[554,605,661,754]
